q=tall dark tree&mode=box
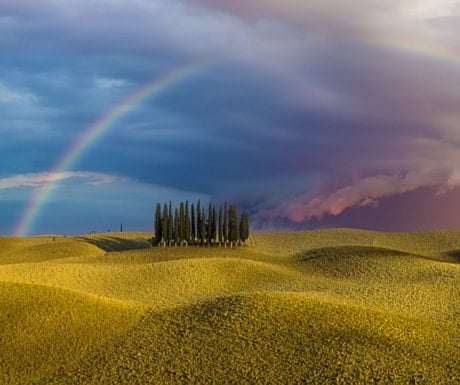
[167,201,173,244]
[196,200,202,245]
[154,202,162,243]
[223,201,228,247]
[211,205,217,243]
[185,200,190,244]
[207,203,213,246]
[239,210,249,243]
[174,208,180,245]
[218,206,223,246]
[228,204,239,246]
[191,203,196,244]
[162,203,169,245]
[179,201,186,242]
[200,208,206,246]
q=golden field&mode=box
[0,229,459,384]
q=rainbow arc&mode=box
[14,61,214,236]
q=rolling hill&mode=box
[0,229,459,384]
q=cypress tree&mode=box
[207,203,213,246]
[154,202,162,244]
[200,208,206,246]
[223,201,228,247]
[218,206,223,246]
[211,205,217,243]
[191,203,196,245]
[167,201,173,245]
[185,200,190,244]
[239,210,249,243]
[228,205,239,246]
[174,208,180,246]
[235,207,239,244]
[162,203,169,245]
[197,200,202,245]
[179,201,186,242]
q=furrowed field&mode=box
[0,229,459,384]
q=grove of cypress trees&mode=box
[153,200,249,248]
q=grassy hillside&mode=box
[0,229,459,384]
[41,293,458,385]
[0,236,105,265]
[0,282,141,385]
[251,228,460,261]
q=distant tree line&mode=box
[153,200,249,247]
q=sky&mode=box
[1,0,460,235]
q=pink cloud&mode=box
[447,169,460,189]
[280,170,449,222]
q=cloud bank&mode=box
[1,0,460,233]
[0,171,121,190]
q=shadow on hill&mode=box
[444,250,460,263]
[296,246,411,263]
[77,236,151,252]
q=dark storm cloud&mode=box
[1,0,460,233]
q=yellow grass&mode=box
[0,236,104,265]
[0,228,459,384]
[251,228,460,261]
[0,282,141,385]
[43,293,458,384]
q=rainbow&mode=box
[365,34,460,68]
[13,60,214,236]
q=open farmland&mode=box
[0,229,459,384]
